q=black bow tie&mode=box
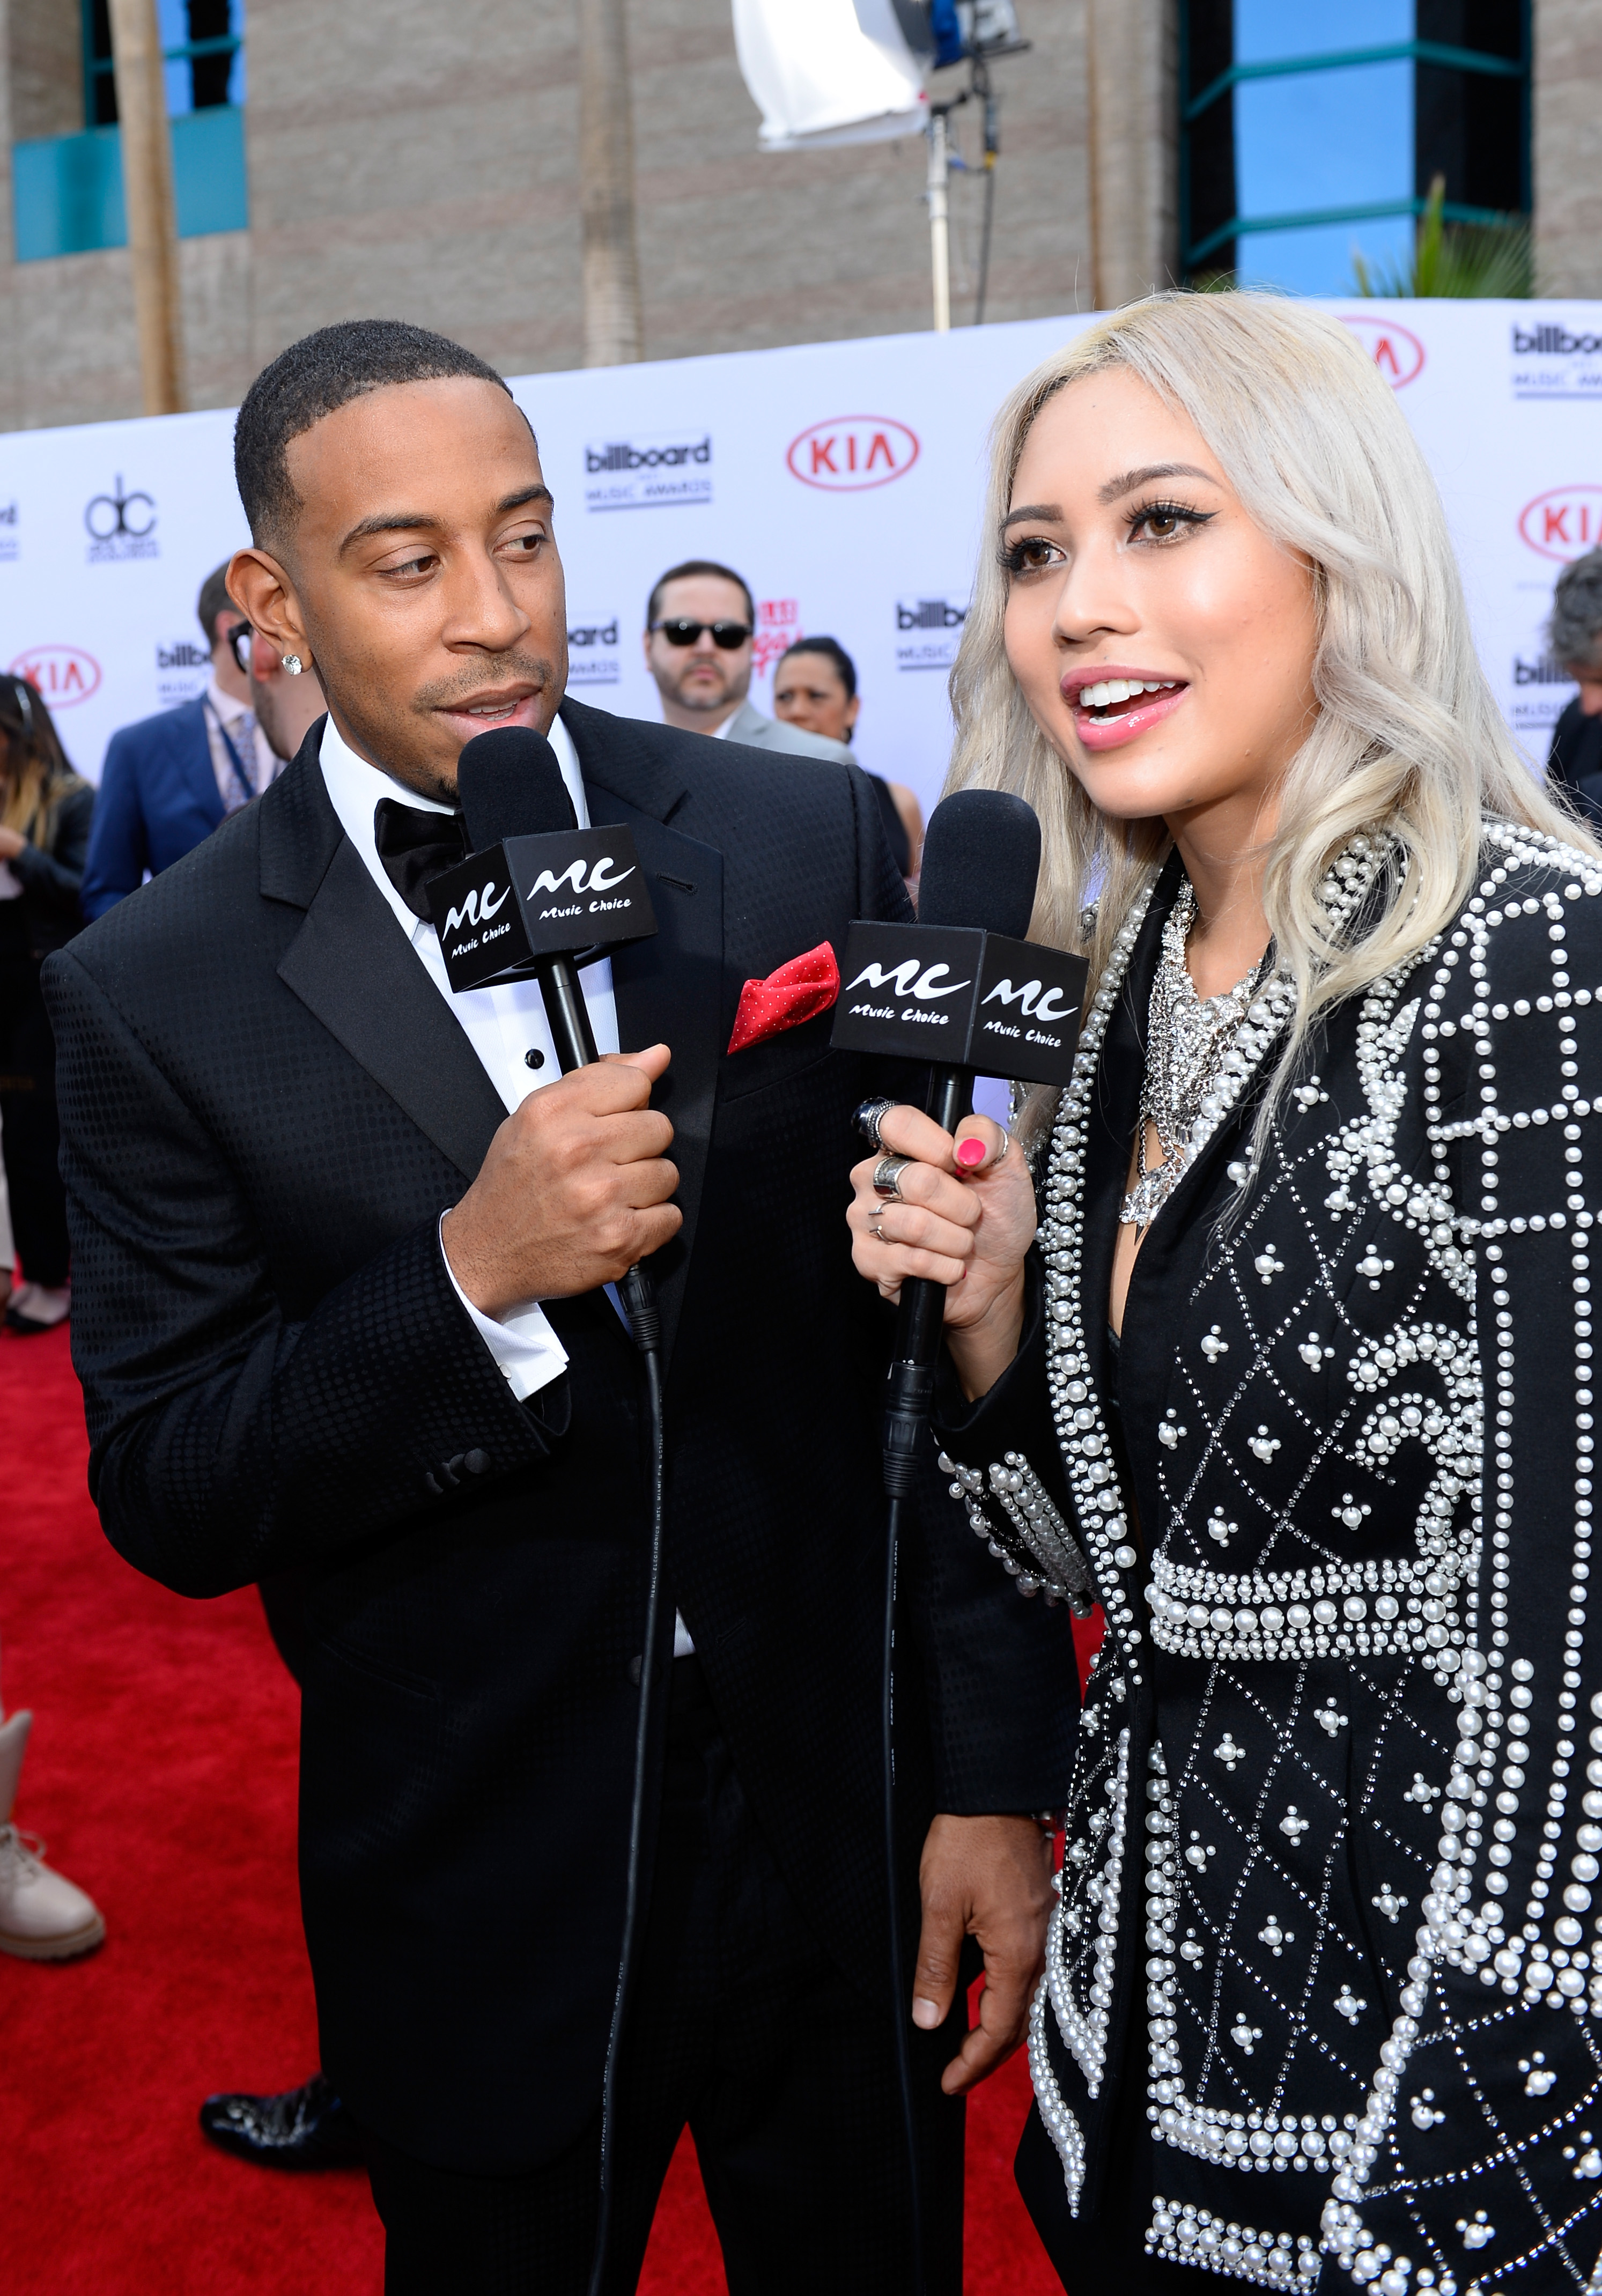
[373,798,467,922]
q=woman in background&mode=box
[773,635,924,877]
[851,292,1602,2288]
[0,675,92,1334]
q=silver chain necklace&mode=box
[1120,878,1272,1230]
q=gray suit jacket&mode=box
[723,699,854,765]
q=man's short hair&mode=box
[197,562,237,647]
[647,560,756,632]
[234,319,513,549]
[774,634,857,703]
[1551,548,1602,674]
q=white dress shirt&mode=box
[319,710,695,1657]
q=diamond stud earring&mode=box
[280,653,304,676]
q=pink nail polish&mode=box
[955,1138,985,1169]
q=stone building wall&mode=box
[1534,0,1602,297]
[0,0,1107,432]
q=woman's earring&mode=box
[281,653,304,676]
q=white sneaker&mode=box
[0,1712,105,1960]
[4,1281,69,1334]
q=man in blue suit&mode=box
[80,564,284,918]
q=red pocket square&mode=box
[726,942,841,1055]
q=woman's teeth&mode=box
[1076,677,1179,710]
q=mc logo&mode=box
[442,882,510,936]
[845,958,970,1000]
[786,416,920,493]
[1518,486,1602,563]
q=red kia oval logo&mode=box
[9,644,101,708]
[786,416,920,492]
[1518,486,1602,563]
[1338,315,1426,389]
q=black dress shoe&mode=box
[199,2070,364,2168]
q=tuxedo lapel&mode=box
[264,753,506,1186]
[563,706,723,1365]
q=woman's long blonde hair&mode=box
[945,292,1594,1140]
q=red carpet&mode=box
[0,1323,1069,2292]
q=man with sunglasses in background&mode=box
[642,559,853,762]
[80,563,287,920]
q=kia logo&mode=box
[9,644,101,708]
[1338,316,1426,390]
[84,476,156,541]
[1518,486,1602,563]
[786,416,920,492]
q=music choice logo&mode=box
[85,475,158,563]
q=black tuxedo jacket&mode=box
[46,699,1076,2172]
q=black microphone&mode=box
[454,726,602,1079]
[878,788,1044,1495]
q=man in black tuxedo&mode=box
[45,321,1075,2292]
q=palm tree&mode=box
[1350,174,1533,298]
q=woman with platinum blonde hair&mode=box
[849,292,1602,2290]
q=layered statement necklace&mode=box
[1120,878,1273,1230]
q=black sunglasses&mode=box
[227,621,253,676]
[650,617,752,650]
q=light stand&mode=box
[923,31,1029,334]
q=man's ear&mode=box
[228,546,312,673]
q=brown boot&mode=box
[0,1710,106,1961]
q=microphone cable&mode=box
[588,1258,666,2296]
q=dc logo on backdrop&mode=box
[84,475,158,562]
[566,616,621,687]
[1518,486,1602,562]
[895,597,967,673]
[156,637,212,707]
[10,645,101,708]
[0,500,16,564]
[584,435,712,513]
[786,417,919,491]
[1337,316,1425,390]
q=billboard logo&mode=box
[566,616,621,687]
[786,417,920,492]
[584,435,712,513]
[895,596,968,672]
[10,645,101,708]
[1514,654,1575,685]
[156,636,212,707]
[1518,486,1602,563]
[1515,324,1602,357]
[755,597,800,677]
[85,475,158,561]
[0,500,16,564]
[1338,316,1425,389]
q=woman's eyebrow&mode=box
[1001,502,1060,527]
[1097,462,1214,504]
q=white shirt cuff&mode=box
[438,1216,570,1404]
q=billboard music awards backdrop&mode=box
[1,301,1599,819]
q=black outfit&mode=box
[366,1655,965,2293]
[46,702,1074,2281]
[939,825,1602,2288]
[867,771,913,877]
[0,780,91,1288]
[1548,697,1602,832]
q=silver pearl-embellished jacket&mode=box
[937,825,1602,2292]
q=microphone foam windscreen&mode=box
[917,788,1042,939]
[456,726,578,851]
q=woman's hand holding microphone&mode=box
[847,1108,1038,1401]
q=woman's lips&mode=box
[1068,681,1190,752]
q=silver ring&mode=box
[873,1155,912,1200]
[994,1126,1012,1162]
[854,1097,897,1151]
